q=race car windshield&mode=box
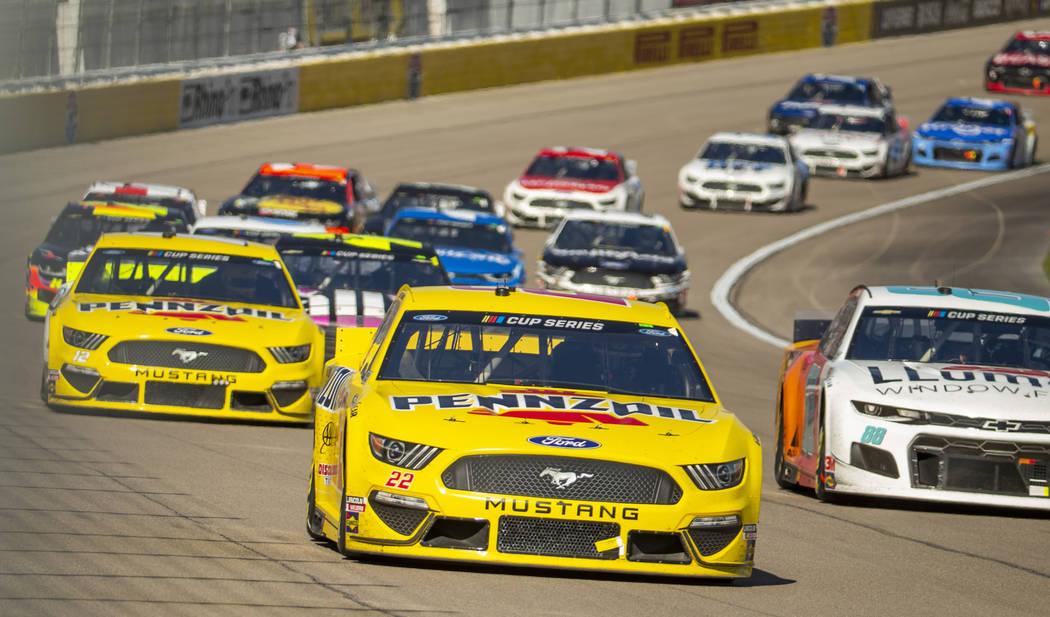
[241,175,346,202]
[787,80,867,104]
[525,155,621,181]
[75,248,299,308]
[385,188,492,214]
[388,219,512,254]
[553,220,677,257]
[1003,38,1050,54]
[700,142,787,164]
[847,306,1050,369]
[379,311,715,401]
[932,105,1012,126]
[810,114,885,133]
[44,212,177,249]
[280,250,448,292]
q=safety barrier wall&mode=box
[3,0,1049,155]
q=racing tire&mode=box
[306,476,325,541]
[774,403,796,489]
[814,422,835,503]
[39,365,49,403]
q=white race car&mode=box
[776,285,1050,510]
[678,132,808,213]
[191,215,329,243]
[83,181,208,223]
[789,104,911,178]
[503,147,644,228]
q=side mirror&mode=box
[898,116,909,132]
[196,199,208,217]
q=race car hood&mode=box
[915,121,1011,142]
[791,129,883,150]
[60,293,316,346]
[436,247,518,275]
[542,246,685,275]
[517,177,619,194]
[989,52,1050,67]
[770,100,824,118]
[222,194,348,220]
[832,360,1050,419]
[681,158,790,182]
[365,381,749,461]
[300,288,390,328]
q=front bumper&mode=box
[505,193,621,229]
[799,152,884,178]
[912,138,1010,170]
[322,455,758,578]
[536,273,687,309]
[985,66,1050,95]
[825,413,1050,510]
[45,338,318,423]
[678,182,790,212]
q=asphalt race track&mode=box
[2,20,1049,617]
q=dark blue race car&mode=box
[767,73,893,135]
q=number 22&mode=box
[385,470,414,489]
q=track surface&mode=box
[2,21,1050,617]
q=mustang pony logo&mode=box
[540,467,594,489]
[172,348,209,364]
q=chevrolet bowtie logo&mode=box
[982,419,1021,432]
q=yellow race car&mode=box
[42,232,325,422]
[307,286,762,578]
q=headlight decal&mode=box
[682,459,745,490]
[269,343,311,363]
[369,433,443,470]
[62,326,108,350]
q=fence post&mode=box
[224,0,233,57]
[103,0,115,69]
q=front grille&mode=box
[109,341,265,372]
[497,515,619,559]
[441,455,682,504]
[687,524,741,556]
[922,411,1050,435]
[61,366,100,393]
[700,181,762,192]
[933,147,980,163]
[570,269,654,290]
[803,148,858,159]
[910,435,1050,496]
[995,66,1049,88]
[144,382,225,409]
[529,198,594,210]
[368,494,429,535]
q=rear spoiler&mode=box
[793,309,835,343]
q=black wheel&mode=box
[39,365,49,403]
[306,476,325,540]
[774,403,796,489]
[814,422,834,502]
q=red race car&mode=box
[985,31,1050,95]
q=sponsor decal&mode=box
[722,21,758,53]
[540,467,594,489]
[743,524,758,542]
[133,368,236,384]
[639,328,671,337]
[634,31,671,64]
[484,497,639,521]
[927,310,1026,324]
[166,327,213,336]
[320,421,336,453]
[179,68,300,129]
[318,462,340,485]
[345,511,359,534]
[678,25,714,59]
[527,435,601,449]
[46,369,60,393]
[479,315,604,331]
[346,495,366,513]
[390,393,716,425]
[413,314,447,322]
[867,365,1050,397]
[316,366,353,409]
[78,301,290,322]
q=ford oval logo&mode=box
[166,327,212,336]
[639,328,671,337]
[528,435,601,449]
[413,314,447,321]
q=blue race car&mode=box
[911,97,1037,171]
[767,73,893,135]
[384,208,524,287]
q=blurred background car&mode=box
[911,97,1037,170]
[985,30,1050,95]
[192,215,330,244]
[361,182,504,234]
[767,73,893,135]
[83,181,206,225]
[789,104,911,178]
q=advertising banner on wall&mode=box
[178,68,300,129]
[871,0,1050,39]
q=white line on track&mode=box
[710,163,1050,350]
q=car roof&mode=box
[535,147,620,161]
[84,181,198,201]
[400,286,677,323]
[93,231,280,258]
[276,232,437,256]
[392,181,488,195]
[798,73,874,85]
[942,97,1013,111]
[1015,31,1050,41]
[857,285,1050,316]
[62,201,180,220]
[390,207,506,226]
[706,132,789,147]
[258,162,349,182]
[560,210,671,227]
[193,215,329,233]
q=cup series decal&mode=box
[165,327,213,336]
[528,435,601,449]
